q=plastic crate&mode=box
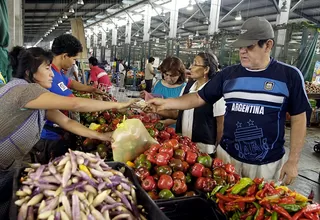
[107,162,169,220]
[156,196,227,220]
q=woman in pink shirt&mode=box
[88,57,112,90]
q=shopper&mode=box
[0,46,135,219]
[148,17,309,185]
[66,61,80,81]
[88,56,112,89]
[175,52,225,155]
[144,57,155,93]
[119,59,126,89]
[34,35,107,162]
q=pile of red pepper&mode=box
[131,133,240,200]
[208,177,320,220]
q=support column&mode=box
[143,4,152,42]
[125,15,132,64]
[101,30,107,61]
[167,0,179,56]
[274,0,292,60]
[111,23,118,60]
[208,0,221,35]
[7,0,23,49]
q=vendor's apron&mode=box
[0,79,46,219]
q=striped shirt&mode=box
[198,58,309,165]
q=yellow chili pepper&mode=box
[79,165,92,178]
[126,161,135,168]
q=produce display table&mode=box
[307,93,320,100]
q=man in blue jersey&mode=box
[33,34,104,163]
[148,17,309,185]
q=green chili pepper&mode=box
[211,185,223,196]
[279,204,302,212]
[239,185,250,196]
[253,202,261,220]
[231,210,241,220]
[219,184,230,195]
[185,172,192,184]
[245,216,253,220]
[271,211,278,220]
[231,177,253,194]
[258,182,265,190]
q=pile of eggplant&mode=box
[16,150,146,220]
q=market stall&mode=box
[13,92,320,220]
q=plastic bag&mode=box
[111,119,158,162]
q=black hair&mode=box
[88,57,98,66]
[51,34,83,57]
[148,57,155,63]
[257,39,275,48]
[197,52,220,79]
[9,46,52,83]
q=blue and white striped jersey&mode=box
[198,58,309,165]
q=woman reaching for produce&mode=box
[141,56,186,127]
[0,46,135,218]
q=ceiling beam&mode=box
[25,0,121,4]
[219,0,247,23]
[290,0,304,12]
[294,9,320,25]
[25,9,110,13]
[269,0,280,14]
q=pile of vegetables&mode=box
[208,177,320,220]
[16,150,147,220]
[130,135,240,200]
[305,81,320,94]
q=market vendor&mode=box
[0,46,135,219]
[33,34,106,163]
[148,17,310,185]
[88,56,112,90]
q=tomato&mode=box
[149,144,161,153]
[146,154,157,164]
[172,171,186,182]
[212,158,224,168]
[142,115,151,123]
[190,163,205,178]
[163,139,179,150]
[181,161,189,173]
[157,174,173,190]
[165,127,176,135]
[155,152,170,166]
[202,168,213,178]
[148,191,159,200]
[180,145,191,153]
[225,163,236,174]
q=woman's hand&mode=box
[96,131,113,142]
[117,98,139,110]
[140,90,146,99]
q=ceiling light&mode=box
[134,40,137,46]
[58,18,63,24]
[77,0,84,5]
[164,35,167,40]
[181,23,185,29]
[163,26,166,32]
[281,0,288,12]
[54,22,58,27]
[186,0,193,10]
[69,6,75,13]
[178,34,181,39]
[203,17,209,25]
[135,31,139,37]
[63,13,68,19]
[195,31,199,37]
[160,9,165,17]
[235,11,242,21]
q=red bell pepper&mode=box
[224,163,236,174]
[202,168,213,178]
[185,151,197,165]
[180,145,191,153]
[165,127,175,135]
[202,177,217,192]
[172,171,186,182]
[142,176,156,191]
[172,179,187,195]
[135,167,150,181]
[159,145,174,158]
[146,154,157,164]
[155,152,170,166]
[272,204,292,220]
[148,191,159,200]
[195,177,206,190]
[212,158,224,168]
[159,130,171,140]
[190,163,205,177]
[174,149,186,160]
[157,174,173,190]
[182,161,189,172]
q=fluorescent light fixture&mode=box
[69,6,75,13]
[235,11,242,21]
[135,31,140,37]
[63,13,68,19]
[58,18,63,24]
[186,0,193,10]
[203,17,209,25]
[195,31,199,37]
[134,40,137,46]
[178,34,181,39]
[77,0,84,5]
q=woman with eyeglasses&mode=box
[175,52,225,155]
[141,56,186,127]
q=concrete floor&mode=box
[284,127,320,202]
